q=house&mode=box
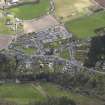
[10,0,19,4]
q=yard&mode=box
[66,11,105,39]
[9,0,50,20]
[55,0,92,21]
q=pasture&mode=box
[0,83,104,105]
[0,83,45,105]
[9,0,50,20]
[66,11,105,39]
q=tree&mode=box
[31,96,76,105]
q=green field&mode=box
[59,48,70,59]
[66,11,105,39]
[0,19,14,35]
[9,0,50,20]
[0,83,104,105]
[0,83,45,105]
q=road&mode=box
[0,35,14,49]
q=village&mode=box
[0,0,75,74]
[0,0,105,73]
[0,0,105,105]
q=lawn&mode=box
[0,83,104,105]
[44,41,61,49]
[9,0,50,20]
[55,0,92,21]
[66,11,105,39]
[59,48,70,59]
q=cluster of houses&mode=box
[0,0,105,74]
[0,0,38,7]
[0,0,19,8]
[35,25,72,44]
[7,24,73,73]
[9,25,72,53]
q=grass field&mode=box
[55,0,92,21]
[0,83,104,105]
[66,11,105,39]
[9,0,50,20]
[0,10,15,35]
[0,83,45,105]
[59,48,70,59]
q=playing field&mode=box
[55,0,92,21]
[9,0,50,20]
[66,11,105,39]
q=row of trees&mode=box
[36,71,105,98]
[31,96,76,105]
[0,52,105,99]
[84,35,105,68]
[0,52,105,95]
[0,53,16,79]
[0,96,76,105]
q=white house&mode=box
[11,0,19,3]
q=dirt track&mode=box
[0,35,13,49]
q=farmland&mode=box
[55,0,92,21]
[66,11,105,39]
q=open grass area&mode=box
[9,0,50,20]
[0,10,15,35]
[0,83,104,105]
[0,19,14,35]
[0,83,45,105]
[55,0,92,21]
[44,41,61,49]
[59,48,70,59]
[66,11,105,39]
[22,48,36,55]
